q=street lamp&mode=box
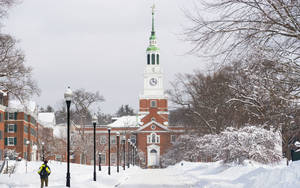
[116,132,120,173]
[42,142,45,161]
[92,114,97,181]
[98,153,101,171]
[5,156,9,173]
[122,136,126,171]
[131,143,134,166]
[127,139,130,168]
[108,128,111,175]
[64,86,73,187]
[26,140,30,173]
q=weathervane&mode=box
[151,3,155,14]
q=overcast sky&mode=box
[3,0,207,114]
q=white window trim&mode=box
[8,124,15,133]
[8,137,15,146]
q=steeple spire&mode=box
[151,4,155,37]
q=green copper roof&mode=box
[147,45,160,52]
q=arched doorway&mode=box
[149,149,158,166]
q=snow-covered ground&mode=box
[0,160,300,188]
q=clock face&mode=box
[149,78,158,86]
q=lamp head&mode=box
[116,132,120,136]
[64,86,73,102]
[26,140,30,145]
[92,114,98,125]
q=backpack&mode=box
[40,166,49,178]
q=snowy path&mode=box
[117,168,188,188]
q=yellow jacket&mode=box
[38,164,51,178]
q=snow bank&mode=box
[0,160,299,187]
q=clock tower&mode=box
[139,4,168,126]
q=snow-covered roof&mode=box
[38,112,56,128]
[53,123,67,138]
[7,100,37,117]
[107,115,144,128]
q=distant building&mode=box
[74,6,185,168]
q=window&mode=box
[100,136,106,144]
[150,100,157,108]
[24,115,28,122]
[151,117,156,121]
[111,153,117,165]
[157,54,159,65]
[152,54,155,64]
[8,124,16,133]
[0,131,2,140]
[111,136,116,144]
[147,54,150,65]
[171,135,176,143]
[152,134,156,143]
[130,135,136,144]
[30,117,36,125]
[56,155,62,161]
[100,153,106,164]
[8,113,15,120]
[24,125,28,133]
[151,124,156,130]
[147,133,160,144]
[8,137,15,146]
[30,128,36,137]
[0,113,2,122]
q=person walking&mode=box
[38,160,51,188]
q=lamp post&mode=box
[98,153,101,171]
[108,128,111,175]
[42,142,45,161]
[64,86,73,187]
[26,140,30,173]
[5,156,9,173]
[127,139,130,168]
[122,136,125,171]
[92,114,97,181]
[131,143,134,166]
[116,132,120,173]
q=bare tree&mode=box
[185,0,300,64]
[71,88,104,163]
[0,9,40,101]
[168,69,236,134]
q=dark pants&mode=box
[41,177,48,188]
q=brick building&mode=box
[74,7,185,168]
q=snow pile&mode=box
[0,160,300,187]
